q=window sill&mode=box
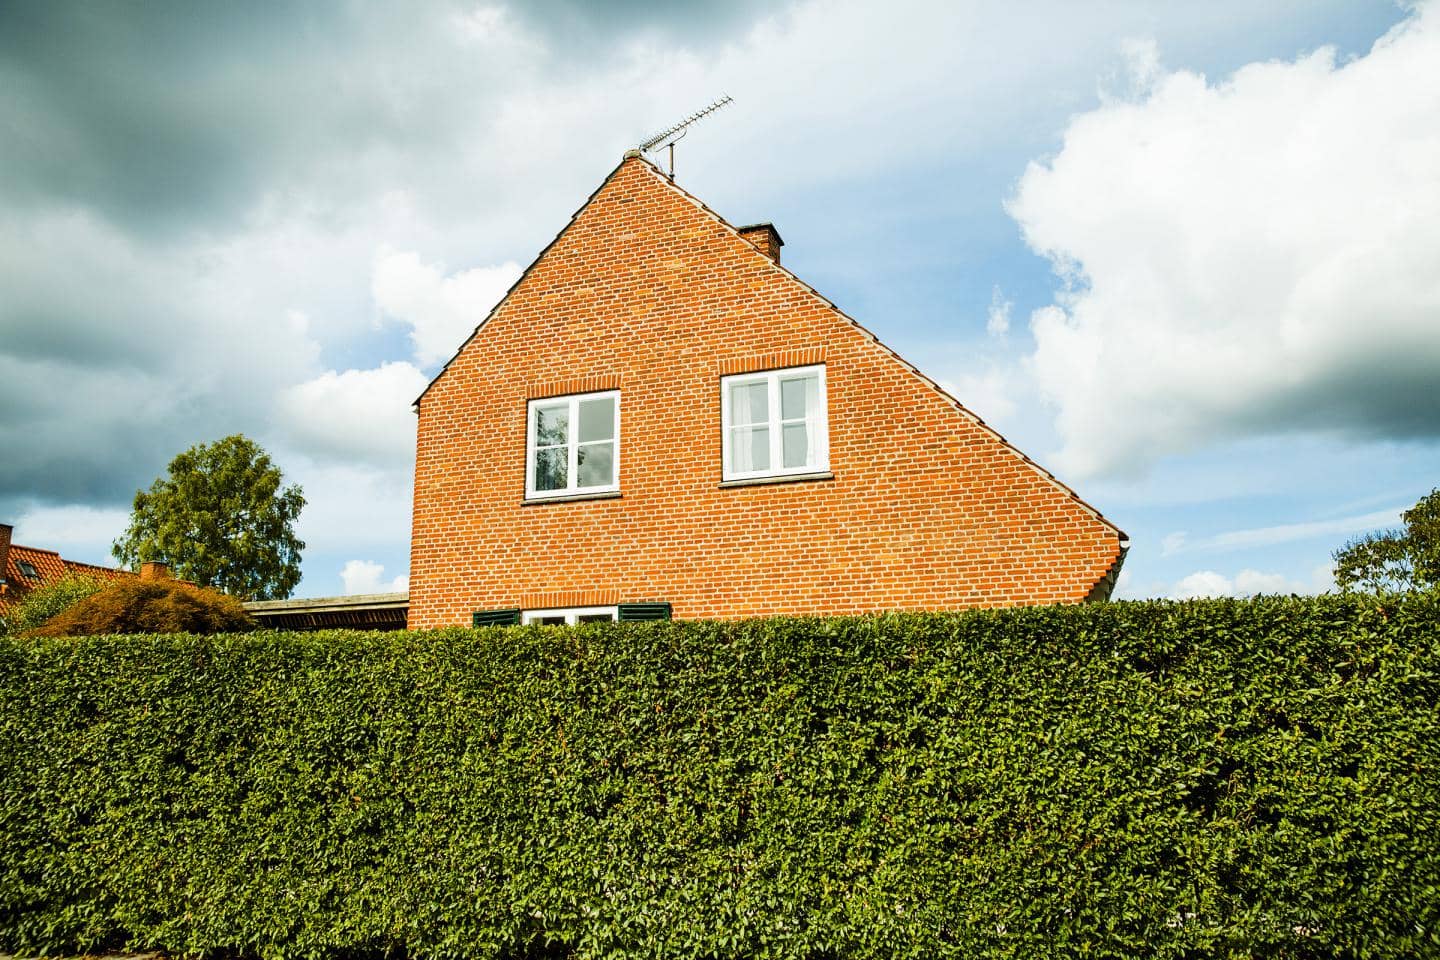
[718,470,833,489]
[522,490,623,506]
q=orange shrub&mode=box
[27,578,253,636]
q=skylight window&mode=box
[17,561,39,579]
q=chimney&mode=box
[140,561,171,581]
[737,223,784,264]
[0,523,11,594]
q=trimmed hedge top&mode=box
[1,593,1437,959]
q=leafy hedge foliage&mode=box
[0,570,103,636]
[24,577,252,637]
[1,594,1437,959]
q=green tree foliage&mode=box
[2,595,1437,959]
[112,435,305,600]
[24,577,252,637]
[1334,487,1440,592]
[0,571,103,636]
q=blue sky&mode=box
[2,0,1437,600]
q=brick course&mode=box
[408,155,1125,627]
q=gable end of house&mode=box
[407,154,1127,623]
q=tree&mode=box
[1333,487,1440,593]
[113,435,305,600]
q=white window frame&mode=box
[720,364,829,481]
[525,389,621,500]
[521,606,619,625]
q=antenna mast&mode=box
[638,95,733,180]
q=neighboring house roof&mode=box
[416,151,1127,547]
[0,543,133,619]
[244,593,409,631]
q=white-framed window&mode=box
[522,606,618,625]
[525,390,620,500]
[721,364,829,481]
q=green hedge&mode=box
[1,594,1437,959]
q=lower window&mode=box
[521,605,618,625]
[473,603,671,627]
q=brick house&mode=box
[408,153,1126,628]
[0,522,133,627]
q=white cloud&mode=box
[339,559,409,595]
[373,249,522,368]
[8,503,130,566]
[1170,563,1334,599]
[986,285,1012,337]
[1168,506,1404,554]
[1172,570,1236,599]
[1011,5,1440,477]
[943,366,1019,423]
[288,461,413,554]
[1105,36,1164,101]
[274,361,429,464]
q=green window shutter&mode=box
[472,609,521,627]
[617,602,672,622]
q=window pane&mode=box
[729,381,768,426]
[534,447,567,491]
[782,422,810,468]
[781,374,816,420]
[578,613,614,623]
[578,397,615,442]
[576,441,614,488]
[538,616,566,626]
[730,425,770,473]
[535,403,569,446]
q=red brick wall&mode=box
[409,156,1124,627]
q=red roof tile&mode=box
[0,543,133,618]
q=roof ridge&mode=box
[9,544,62,556]
[64,558,123,571]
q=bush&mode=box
[0,594,1437,959]
[0,570,104,635]
[24,577,252,637]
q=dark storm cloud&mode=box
[0,1,765,236]
[1,2,341,232]
[2,3,489,236]
[0,0,775,512]
[1257,350,1440,444]
[0,356,233,505]
[506,0,776,51]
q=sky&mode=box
[2,0,1437,601]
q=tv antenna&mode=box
[638,95,733,181]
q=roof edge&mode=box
[413,154,641,408]
[623,156,1128,541]
[245,592,409,613]
[1084,543,1130,602]
[410,151,1124,541]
